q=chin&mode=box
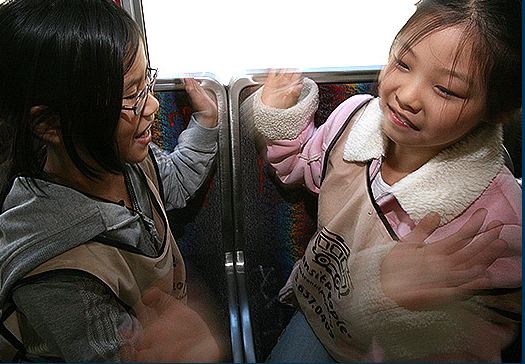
[122,149,149,165]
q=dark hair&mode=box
[0,0,143,193]
[390,0,521,120]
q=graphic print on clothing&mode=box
[295,227,352,339]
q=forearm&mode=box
[249,85,373,193]
[246,78,326,192]
[151,115,219,210]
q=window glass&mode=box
[143,0,415,84]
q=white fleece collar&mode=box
[343,98,504,225]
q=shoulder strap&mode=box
[138,147,165,206]
[321,97,373,183]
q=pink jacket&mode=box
[249,83,522,361]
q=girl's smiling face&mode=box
[378,25,489,162]
[116,41,159,164]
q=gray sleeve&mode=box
[150,113,219,211]
[12,272,141,362]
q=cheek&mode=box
[115,118,135,147]
[429,103,463,127]
[377,70,396,97]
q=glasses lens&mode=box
[133,88,148,115]
[133,69,158,115]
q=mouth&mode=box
[135,123,152,140]
[387,104,420,131]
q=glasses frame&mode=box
[121,67,158,115]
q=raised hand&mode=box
[381,209,508,310]
[261,69,304,109]
[183,77,218,128]
[122,288,221,363]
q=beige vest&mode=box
[289,107,521,362]
[3,154,186,354]
[291,117,397,361]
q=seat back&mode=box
[228,68,380,362]
[152,75,238,362]
[126,25,521,358]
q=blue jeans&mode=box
[266,310,336,363]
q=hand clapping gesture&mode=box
[381,208,508,311]
[183,77,218,128]
[261,69,304,109]
[122,288,221,363]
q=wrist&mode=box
[253,78,319,140]
[193,111,218,128]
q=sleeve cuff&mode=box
[252,77,319,140]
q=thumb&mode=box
[141,287,178,316]
[401,212,440,245]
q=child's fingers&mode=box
[281,70,302,88]
[182,77,192,91]
[430,208,488,255]
[411,266,494,305]
[400,212,440,245]
[485,219,503,231]
[141,287,178,316]
[292,83,304,96]
[267,68,302,86]
[284,69,302,82]
[458,276,493,296]
[182,77,218,126]
[184,78,211,104]
[415,286,468,307]
[456,237,507,272]
[266,69,278,83]
[183,77,200,92]
[269,68,288,84]
[472,237,508,267]
[277,68,289,79]
[450,222,504,266]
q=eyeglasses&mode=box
[121,67,158,115]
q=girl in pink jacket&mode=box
[244,0,521,362]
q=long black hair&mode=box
[0,0,143,201]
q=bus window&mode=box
[141,0,416,84]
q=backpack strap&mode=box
[137,147,165,206]
[321,97,372,183]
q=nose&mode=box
[395,82,422,114]
[142,91,159,116]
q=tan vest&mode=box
[3,153,186,355]
[291,116,397,361]
[290,106,521,362]
[26,155,187,305]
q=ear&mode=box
[30,106,61,144]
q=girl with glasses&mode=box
[0,0,221,361]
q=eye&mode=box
[123,92,139,100]
[435,85,462,99]
[394,57,409,71]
